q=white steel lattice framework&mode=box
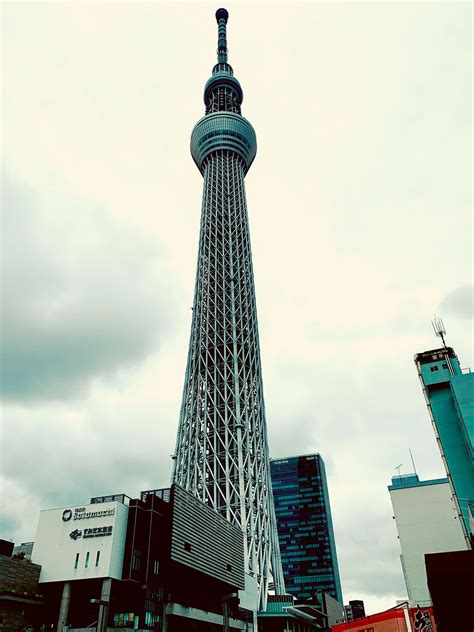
[172,8,285,610]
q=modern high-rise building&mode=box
[414,345,474,545]
[172,8,284,610]
[270,454,343,604]
[388,473,467,606]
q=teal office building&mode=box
[270,454,343,604]
[415,345,474,545]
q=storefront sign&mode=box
[409,607,436,631]
[68,526,113,540]
[62,507,115,522]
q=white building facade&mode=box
[388,474,468,606]
[31,501,128,583]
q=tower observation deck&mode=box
[172,8,285,609]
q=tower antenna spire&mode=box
[432,315,447,347]
[215,8,229,63]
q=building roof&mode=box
[387,473,448,491]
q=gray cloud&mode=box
[439,285,473,320]
[1,1,472,615]
[336,511,405,598]
[2,408,174,503]
[1,173,176,401]
[0,512,21,539]
[0,394,178,541]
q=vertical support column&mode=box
[56,582,71,632]
[403,605,413,632]
[161,603,168,632]
[223,597,230,632]
[98,577,112,632]
[252,608,258,631]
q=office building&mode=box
[31,496,130,630]
[30,484,254,631]
[414,345,474,543]
[270,454,343,604]
[172,8,284,609]
[344,600,365,622]
[388,473,467,606]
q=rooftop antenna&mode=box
[395,463,403,479]
[409,449,418,476]
[432,315,447,347]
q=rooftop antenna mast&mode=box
[409,449,418,476]
[395,463,403,480]
[432,315,447,347]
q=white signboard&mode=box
[31,501,128,583]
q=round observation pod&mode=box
[203,72,243,108]
[190,112,257,174]
[215,8,229,23]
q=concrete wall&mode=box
[31,501,128,583]
[389,480,467,605]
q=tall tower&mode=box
[172,8,284,609]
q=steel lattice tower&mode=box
[172,8,285,610]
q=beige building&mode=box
[388,473,468,606]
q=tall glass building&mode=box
[415,345,474,546]
[270,454,343,603]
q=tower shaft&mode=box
[172,9,284,609]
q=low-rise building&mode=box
[344,600,365,622]
[0,546,43,632]
[29,483,255,631]
[333,605,437,632]
[258,594,329,631]
[12,542,34,561]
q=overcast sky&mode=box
[1,0,472,615]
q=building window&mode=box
[85,552,90,568]
[132,548,141,571]
[430,366,439,372]
[96,551,100,567]
[442,363,448,369]
[154,560,159,575]
[226,563,232,572]
[184,542,191,552]
[74,553,79,569]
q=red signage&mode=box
[409,607,436,632]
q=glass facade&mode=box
[270,454,343,604]
[415,346,474,543]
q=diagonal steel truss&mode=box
[173,151,284,609]
[172,9,284,611]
